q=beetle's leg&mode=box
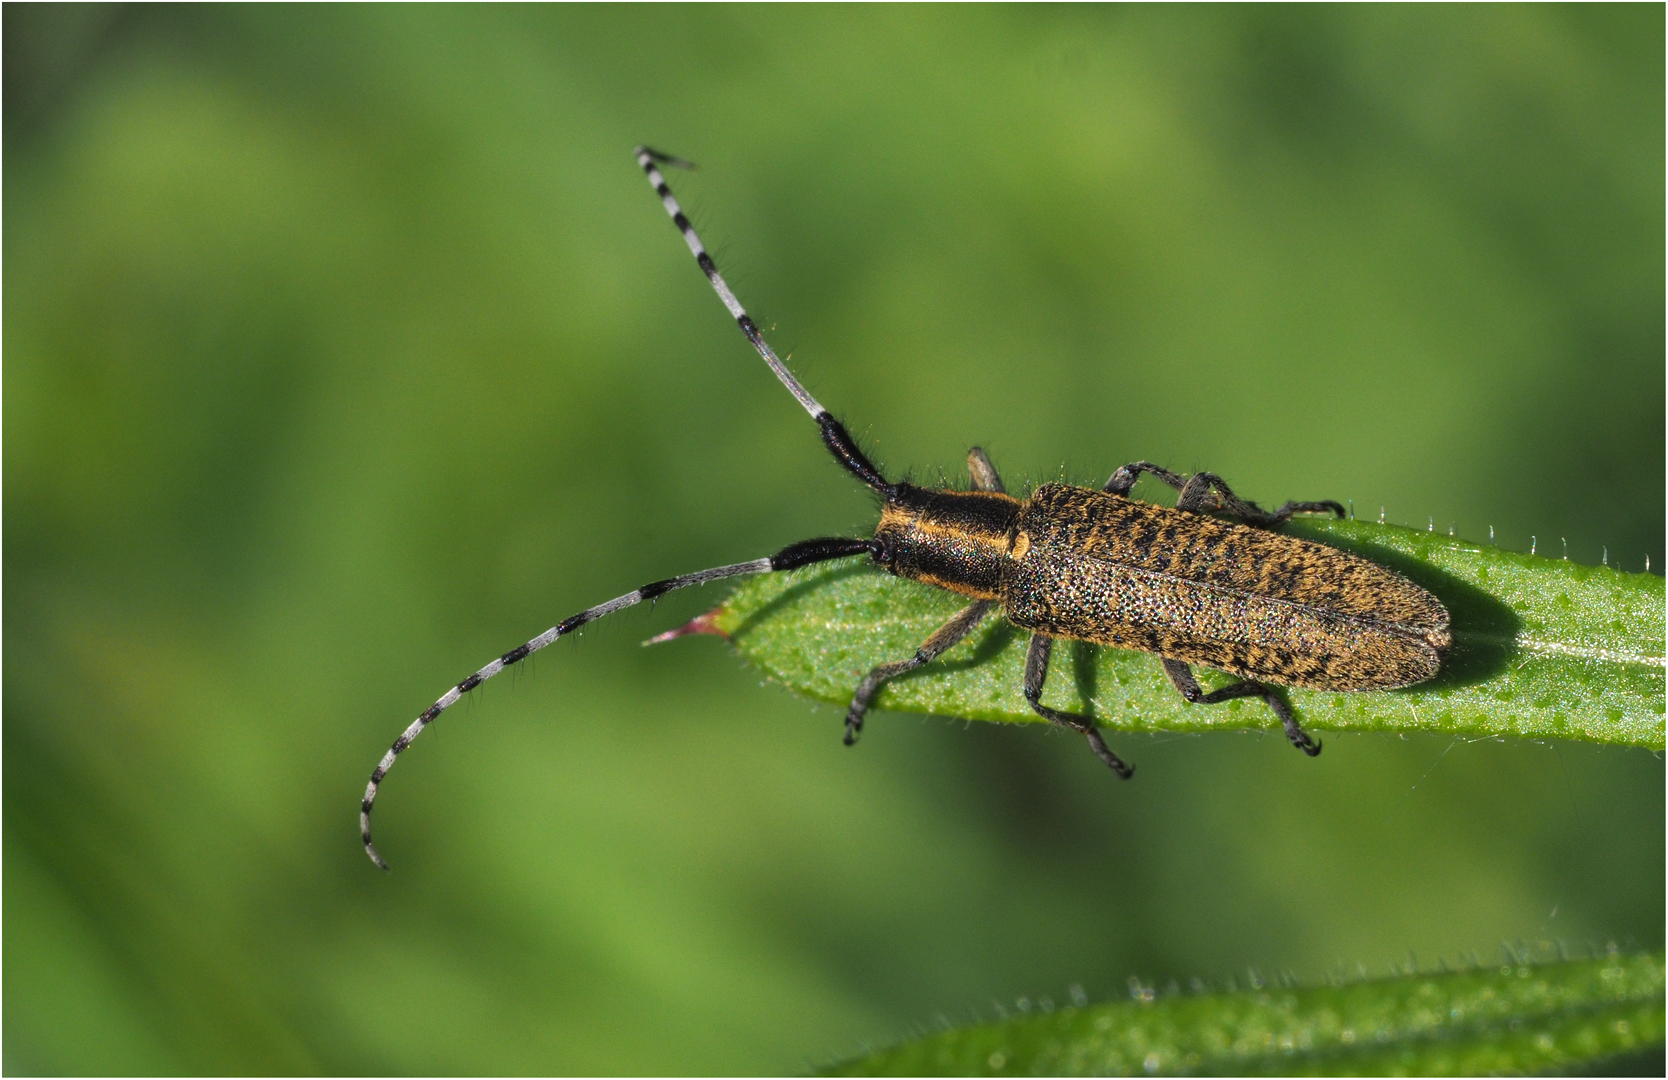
[842,443,1001,745]
[1175,472,1269,520]
[1161,658,1322,756]
[1266,499,1347,523]
[1203,681,1323,757]
[967,447,1006,494]
[1176,473,1344,527]
[1023,635,1134,777]
[1103,461,1186,497]
[845,600,995,745]
[1107,464,1343,526]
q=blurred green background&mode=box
[5,5,1662,1074]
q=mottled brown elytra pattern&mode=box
[871,481,1449,692]
[862,467,1452,777]
[1003,485,1449,690]
[359,147,1454,868]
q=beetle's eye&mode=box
[870,538,894,565]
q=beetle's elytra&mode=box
[877,480,1450,692]
[359,148,1450,867]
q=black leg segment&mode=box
[1176,472,1344,528]
[1023,634,1134,778]
[1267,499,1348,523]
[1104,461,1186,497]
[845,600,995,745]
[1161,658,1322,756]
[1106,463,1344,528]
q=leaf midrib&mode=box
[1453,629,1666,668]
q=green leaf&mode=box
[821,950,1665,1076]
[710,521,1665,748]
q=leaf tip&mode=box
[643,606,731,646]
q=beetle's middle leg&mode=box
[844,600,995,746]
[1023,634,1134,777]
[1161,658,1322,756]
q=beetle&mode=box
[359,147,1451,868]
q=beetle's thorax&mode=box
[873,483,1021,599]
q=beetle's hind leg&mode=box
[1267,499,1347,523]
[1023,635,1134,778]
[1175,473,1344,528]
[1103,461,1187,497]
[1161,659,1322,756]
[844,600,995,746]
[1105,463,1342,527]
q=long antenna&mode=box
[362,537,873,868]
[636,146,825,418]
[633,146,891,495]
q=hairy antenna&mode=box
[635,146,824,417]
[362,537,872,868]
[634,146,891,495]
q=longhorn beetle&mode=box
[360,147,1452,869]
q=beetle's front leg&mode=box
[1023,634,1134,778]
[844,600,995,745]
[1161,659,1322,756]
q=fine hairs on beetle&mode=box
[360,147,1452,869]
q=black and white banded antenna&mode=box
[360,148,892,869]
[634,146,891,495]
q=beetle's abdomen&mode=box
[1003,485,1449,691]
